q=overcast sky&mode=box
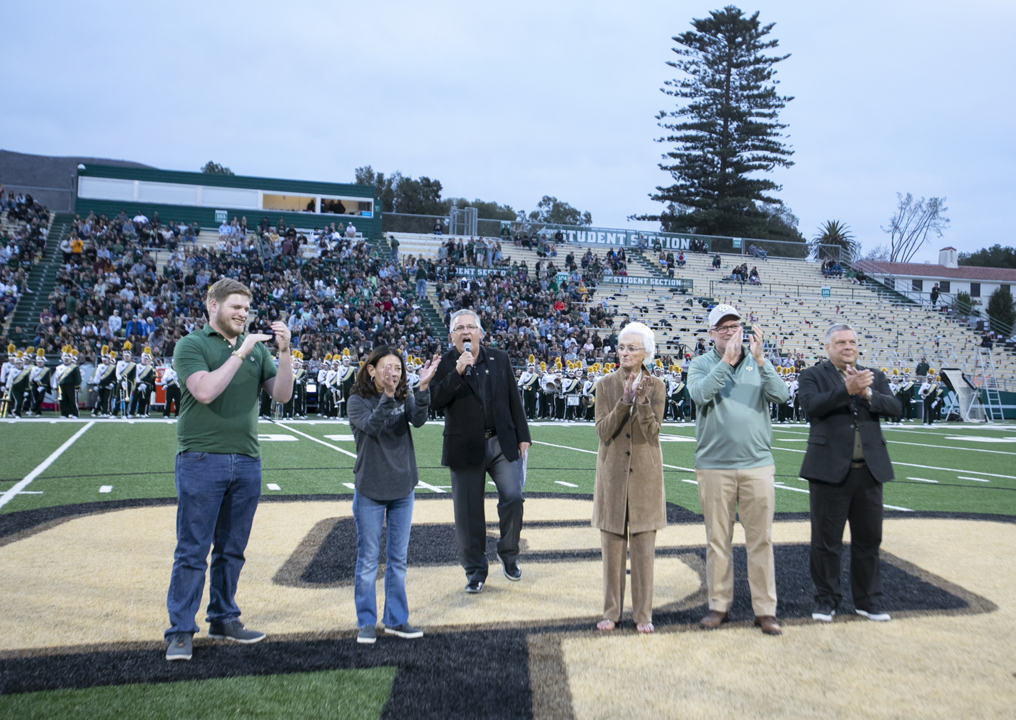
[3,0,1013,261]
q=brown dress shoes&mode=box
[754,615,782,635]
[699,610,728,629]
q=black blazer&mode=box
[430,345,531,468]
[797,360,901,485]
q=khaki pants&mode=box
[600,528,656,625]
[696,465,777,617]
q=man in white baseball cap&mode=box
[688,303,788,636]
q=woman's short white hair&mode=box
[618,322,655,365]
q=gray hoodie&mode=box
[348,389,430,502]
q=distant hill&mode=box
[0,149,153,212]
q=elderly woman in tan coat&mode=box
[592,322,667,633]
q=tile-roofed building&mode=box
[854,247,1016,310]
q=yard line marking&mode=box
[343,482,356,490]
[681,479,698,485]
[417,481,446,494]
[0,421,95,509]
[532,440,597,455]
[99,485,112,493]
[884,503,914,512]
[272,421,357,458]
[266,483,281,491]
[533,439,696,473]
[957,476,990,483]
[773,482,810,494]
[780,430,1016,456]
[887,440,1016,456]
[773,444,1016,480]
[555,481,579,488]
[906,477,940,484]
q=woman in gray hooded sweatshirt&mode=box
[347,345,438,645]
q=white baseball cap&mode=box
[707,304,741,328]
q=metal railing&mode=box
[851,258,1015,339]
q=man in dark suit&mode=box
[798,323,901,624]
[430,309,532,594]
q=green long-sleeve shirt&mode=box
[687,347,789,469]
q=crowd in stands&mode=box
[725,262,761,285]
[5,198,914,380]
[5,207,442,369]
[821,259,843,278]
[1,188,50,326]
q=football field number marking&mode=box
[272,422,357,458]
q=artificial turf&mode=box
[1,418,1015,516]
[0,667,396,720]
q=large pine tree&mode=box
[643,6,795,239]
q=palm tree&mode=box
[810,220,857,263]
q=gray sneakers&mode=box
[166,633,193,661]
[384,623,423,639]
[207,620,266,643]
[357,625,377,644]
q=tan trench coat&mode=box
[591,368,667,535]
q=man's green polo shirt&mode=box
[174,324,277,457]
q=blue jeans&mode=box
[416,278,427,297]
[353,490,414,628]
[165,452,261,638]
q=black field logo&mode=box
[0,495,1003,720]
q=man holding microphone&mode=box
[430,309,531,594]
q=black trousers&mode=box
[163,385,181,417]
[448,435,524,583]
[523,389,537,419]
[808,465,883,611]
[59,389,79,417]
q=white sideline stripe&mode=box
[773,445,1016,481]
[0,421,95,509]
[99,485,112,493]
[907,477,939,484]
[884,504,914,512]
[555,481,579,488]
[532,440,597,455]
[681,479,698,485]
[533,439,696,472]
[773,482,809,494]
[266,483,281,491]
[343,482,356,490]
[272,422,357,458]
[780,427,1016,456]
[417,481,446,493]
[958,476,990,483]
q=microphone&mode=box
[463,340,473,377]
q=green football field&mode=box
[2,417,1015,719]
[1,417,1014,516]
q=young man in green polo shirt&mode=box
[165,279,292,661]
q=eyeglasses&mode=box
[618,344,644,354]
[712,323,743,334]
[452,324,480,333]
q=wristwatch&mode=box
[232,350,246,361]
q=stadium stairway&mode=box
[5,212,70,345]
